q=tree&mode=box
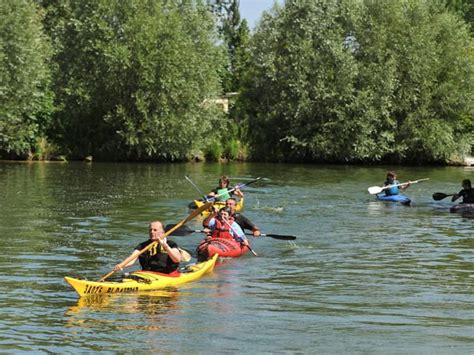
[208,0,250,92]
[0,0,54,158]
[239,0,473,163]
[42,0,224,161]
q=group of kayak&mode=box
[64,173,472,298]
[65,175,279,298]
[369,172,474,212]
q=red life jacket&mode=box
[211,218,234,240]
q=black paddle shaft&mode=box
[165,224,296,240]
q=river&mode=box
[0,161,472,353]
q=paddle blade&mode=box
[432,192,450,201]
[165,224,194,236]
[178,248,192,262]
[263,234,296,240]
[368,186,383,195]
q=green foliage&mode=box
[205,140,223,161]
[32,136,61,160]
[43,0,224,161]
[240,0,474,163]
[209,0,250,93]
[0,0,54,158]
[224,138,240,160]
[442,0,474,34]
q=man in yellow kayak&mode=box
[113,221,182,274]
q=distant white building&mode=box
[202,92,238,113]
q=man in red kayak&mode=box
[203,207,249,247]
[225,198,261,237]
[113,221,182,274]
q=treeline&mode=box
[0,0,473,164]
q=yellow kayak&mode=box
[64,254,218,297]
[194,198,243,217]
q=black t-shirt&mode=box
[234,213,256,232]
[135,239,179,273]
[459,188,474,203]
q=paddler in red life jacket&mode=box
[113,221,182,274]
[206,175,243,202]
[203,207,249,247]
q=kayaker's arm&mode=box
[202,209,218,228]
[159,239,181,263]
[113,250,140,271]
[235,214,260,237]
[236,196,244,210]
[400,181,411,190]
[230,221,247,243]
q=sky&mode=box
[239,0,280,30]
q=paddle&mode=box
[368,178,430,195]
[165,224,297,241]
[167,223,258,256]
[178,248,192,262]
[185,175,208,203]
[218,217,258,256]
[187,176,263,204]
[432,192,456,201]
[99,201,213,282]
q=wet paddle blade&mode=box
[368,186,383,195]
[263,234,296,240]
[432,192,451,201]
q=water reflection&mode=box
[65,289,181,332]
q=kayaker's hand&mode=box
[253,229,261,237]
[241,239,249,246]
[401,181,411,190]
[452,194,460,202]
[158,238,170,251]
[203,228,211,234]
[113,264,123,272]
[234,188,243,198]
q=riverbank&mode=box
[465,156,474,166]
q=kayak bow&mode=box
[65,254,218,297]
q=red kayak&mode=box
[197,238,250,261]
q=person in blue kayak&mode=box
[383,171,410,195]
[113,221,181,274]
[452,179,474,203]
[207,175,243,202]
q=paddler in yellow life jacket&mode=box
[207,175,243,202]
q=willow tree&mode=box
[353,0,474,163]
[43,0,224,161]
[0,0,53,158]
[240,0,473,163]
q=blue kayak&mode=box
[376,194,411,206]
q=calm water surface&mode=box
[0,162,472,353]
